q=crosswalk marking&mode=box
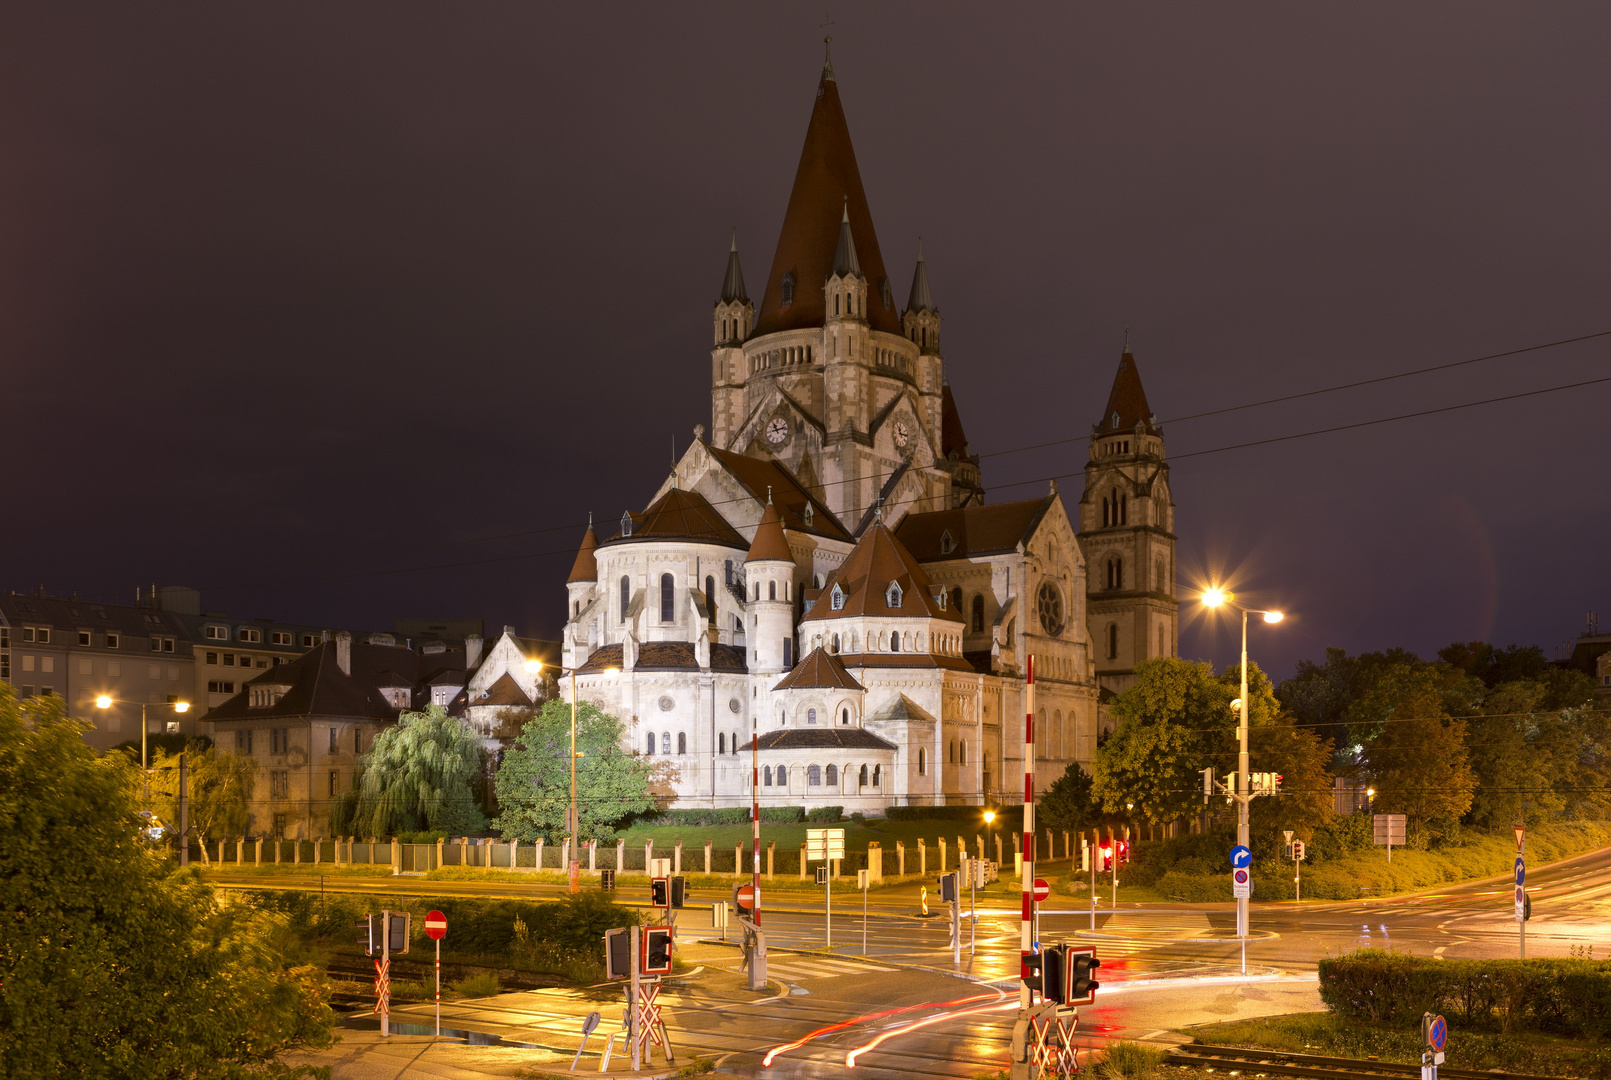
[726,956,895,981]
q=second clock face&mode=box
[894,420,909,447]
[766,417,789,444]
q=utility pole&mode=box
[178,751,189,867]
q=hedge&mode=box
[806,806,844,823]
[643,806,808,827]
[886,805,1018,824]
[1319,949,1611,1037]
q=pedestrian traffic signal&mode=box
[1098,845,1113,872]
[642,926,674,974]
[604,927,632,980]
[650,876,669,907]
[1116,840,1130,865]
[1021,949,1043,988]
[1292,840,1306,862]
[1069,949,1101,1003]
[939,871,958,903]
[1040,945,1069,1003]
[670,875,686,908]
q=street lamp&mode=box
[525,658,618,892]
[983,809,997,868]
[96,696,191,806]
[1199,588,1284,967]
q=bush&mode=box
[760,806,805,823]
[806,806,844,823]
[646,808,751,827]
[1099,1040,1166,1080]
[1318,949,1611,1037]
[886,805,1015,824]
[451,971,501,999]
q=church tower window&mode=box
[646,732,655,755]
[826,764,838,786]
[706,576,716,623]
[972,594,985,632]
[660,574,675,622]
[841,707,849,725]
[886,582,902,608]
[769,580,776,600]
[830,584,845,610]
[783,638,793,668]
[620,577,630,623]
[807,707,817,725]
[724,560,733,585]
[677,732,687,755]
[719,733,725,754]
[781,273,795,305]
[1107,623,1119,660]
[951,587,963,613]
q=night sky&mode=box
[5,4,1607,680]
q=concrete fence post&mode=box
[509,838,518,872]
[616,839,625,873]
[995,833,1004,867]
[312,837,320,865]
[704,841,712,875]
[588,839,597,872]
[294,837,301,864]
[255,837,263,864]
[734,843,743,877]
[1063,831,1071,861]
[939,837,947,874]
[673,840,683,875]
[897,841,906,876]
[237,837,246,865]
[868,842,883,883]
[435,836,445,869]
[798,842,808,879]
[391,837,402,874]
[459,835,469,868]
[977,834,986,863]
[644,839,653,876]
[766,839,775,879]
[957,834,968,861]
[535,838,545,871]
[918,838,926,876]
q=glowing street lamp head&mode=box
[603,667,621,679]
[1201,588,1227,608]
[1263,610,1285,624]
[174,701,190,713]
[524,658,543,674]
[96,695,113,709]
[983,810,996,824]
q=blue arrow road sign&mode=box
[1514,857,1525,886]
[1230,845,1253,868]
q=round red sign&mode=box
[1032,878,1050,902]
[424,909,448,940]
[736,885,756,907]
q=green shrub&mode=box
[451,971,501,998]
[760,806,805,823]
[1318,949,1611,1037]
[806,806,844,823]
[646,808,751,827]
[1099,1040,1166,1080]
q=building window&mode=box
[719,733,725,754]
[831,633,840,653]
[660,574,675,622]
[329,770,339,797]
[20,628,34,642]
[783,638,792,668]
[918,748,926,776]
[1107,623,1119,660]
[272,631,292,645]
[776,764,788,786]
[841,708,849,725]
[621,576,631,622]
[807,707,817,725]
[207,681,235,694]
[354,728,362,753]
[223,653,235,667]
[763,765,773,786]
[890,633,900,653]
[781,272,795,305]
[205,651,217,665]
[705,576,716,623]
[239,628,261,643]
[270,771,289,797]
[661,732,671,755]
[270,728,288,754]
[677,732,687,755]
[724,560,733,585]
[235,730,253,754]
[960,741,967,765]
[825,764,838,786]
[206,626,227,640]
[972,595,985,632]
[768,580,776,601]
[78,630,91,646]
[948,740,955,764]
[329,727,338,753]
[163,637,174,652]
[36,629,49,644]
[808,765,822,787]
[830,584,845,611]
[733,732,741,754]
[872,764,881,787]
[859,764,869,786]
[646,732,655,755]
[302,634,317,647]
[271,813,287,838]
[886,583,902,608]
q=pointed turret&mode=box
[567,523,599,582]
[1096,344,1157,437]
[906,239,935,313]
[753,63,899,336]
[831,201,861,278]
[720,229,748,303]
[745,492,797,674]
[746,495,794,564]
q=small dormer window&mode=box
[886,582,903,608]
[781,272,795,306]
[934,590,946,610]
[939,529,955,555]
[803,503,814,526]
[830,584,845,611]
[880,277,893,309]
[620,511,633,537]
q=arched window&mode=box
[646,732,655,755]
[1155,557,1167,593]
[724,560,734,585]
[620,576,631,622]
[834,293,840,316]
[859,764,869,787]
[918,748,926,776]
[777,764,788,786]
[660,573,675,622]
[813,573,822,589]
[718,733,725,754]
[886,582,903,608]
[1107,623,1119,659]
[781,272,795,305]
[972,594,985,633]
[1102,495,1110,527]
[733,732,741,754]
[1120,493,1128,524]
[768,580,776,601]
[1158,625,1168,657]
[872,764,881,787]
[763,765,773,786]
[890,633,900,653]
[661,732,671,755]
[831,633,840,653]
[841,708,849,725]
[951,587,963,613]
[754,581,760,601]
[1053,709,1062,758]
[830,584,845,610]
[706,575,716,623]
[783,638,793,668]
[948,740,955,764]
[677,732,686,755]
[808,764,822,787]
[826,764,838,786]
[807,708,817,725]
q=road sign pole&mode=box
[1517,829,1526,960]
[826,863,832,949]
[1237,609,1250,961]
[629,926,641,1071]
[381,907,391,1038]
[434,936,441,1039]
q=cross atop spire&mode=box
[822,33,835,83]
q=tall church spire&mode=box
[720,228,748,303]
[831,200,861,277]
[907,238,935,313]
[1097,341,1157,436]
[753,61,898,336]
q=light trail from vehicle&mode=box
[844,1000,1019,1068]
[761,992,1001,1066]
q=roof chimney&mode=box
[466,634,484,671]
[334,630,352,676]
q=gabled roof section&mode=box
[773,647,865,691]
[802,524,963,624]
[575,641,747,675]
[720,231,748,304]
[474,672,533,708]
[756,728,895,751]
[746,498,794,564]
[753,68,901,337]
[1097,349,1157,436]
[567,525,599,582]
[206,641,422,722]
[866,694,937,725]
[894,495,1058,562]
[604,487,746,549]
[704,443,852,542]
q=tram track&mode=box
[1169,1043,1562,1080]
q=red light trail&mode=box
[760,991,1001,1066]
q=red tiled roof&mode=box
[1097,350,1156,436]
[756,728,895,751]
[802,524,963,624]
[893,495,1057,561]
[567,526,599,582]
[575,641,747,674]
[753,72,901,338]
[746,499,794,564]
[604,487,746,548]
[704,444,851,541]
[773,647,864,691]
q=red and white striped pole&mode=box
[1020,653,1035,1009]
[752,730,761,926]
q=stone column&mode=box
[588,840,597,872]
[509,838,518,872]
[704,841,712,875]
[766,840,775,879]
[391,837,402,874]
[237,837,245,865]
[918,838,926,876]
[897,841,906,876]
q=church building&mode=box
[557,53,1179,810]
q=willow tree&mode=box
[346,706,487,837]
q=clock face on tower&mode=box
[893,420,910,448]
[766,417,789,445]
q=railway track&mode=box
[1169,1043,1562,1080]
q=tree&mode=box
[345,706,487,838]
[146,742,256,860]
[1352,663,1476,843]
[1221,662,1336,842]
[1093,658,1231,826]
[494,698,655,842]
[1039,761,1099,834]
[0,686,335,1078]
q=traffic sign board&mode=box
[1424,1013,1448,1052]
[1230,845,1252,868]
[736,884,756,911]
[1032,878,1050,902]
[1513,824,1525,851]
[806,827,846,861]
[1233,867,1251,898]
[1514,886,1526,921]
[1514,857,1525,887]
[424,910,447,941]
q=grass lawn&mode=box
[617,815,1036,857]
[1186,1011,1611,1079]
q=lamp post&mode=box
[1199,589,1283,971]
[526,659,618,891]
[96,696,191,806]
[984,808,996,872]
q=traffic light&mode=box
[1040,945,1068,1003]
[670,875,686,909]
[357,912,410,955]
[1097,846,1113,872]
[1292,840,1306,862]
[1201,767,1215,804]
[939,872,958,903]
[388,911,411,955]
[1069,949,1101,1004]
[1116,840,1130,865]
[357,915,378,955]
[650,876,669,908]
[604,927,632,979]
[642,926,674,974]
[1022,950,1043,990]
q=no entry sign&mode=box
[424,910,448,940]
[736,884,756,912]
[1032,878,1051,902]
